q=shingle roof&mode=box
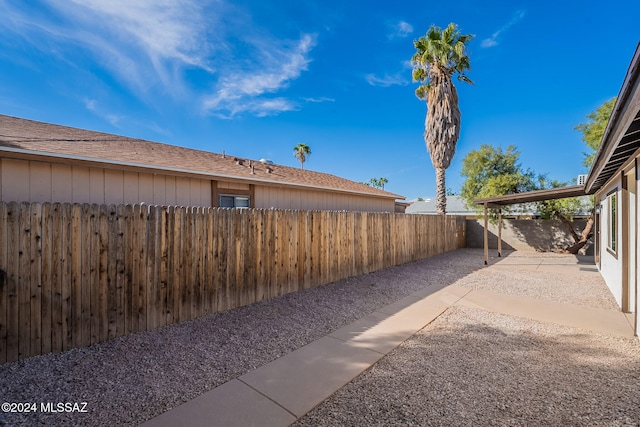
[0,115,402,200]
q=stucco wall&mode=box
[466,218,593,255]
[595,178,623,307]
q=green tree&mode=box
[293,143,311,169]
[367,177,389,190]
[460,144,537,212]
[411,23,473,215]
[576,97,616,167]
[460,144,591,253]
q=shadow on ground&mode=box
[296,306,640,426]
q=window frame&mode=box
[606,190,618,256]
[218,194,251,209]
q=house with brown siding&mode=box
[0,115,403,211]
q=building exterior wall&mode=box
[596,175,623,307]
[0,157,211,206]
[0,157,396,212]
[253,185,395,212]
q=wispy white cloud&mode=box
[0,0,318,118]
[365,72,408,87]
[303,97,335,103]
[203,34,316,118]
[388,20,413,39]
[0,0,213,98]
[481,10,526,48]
[84,97,123,127]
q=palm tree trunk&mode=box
[435,167,446,215]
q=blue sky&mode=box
[0,1,638,200]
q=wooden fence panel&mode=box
[125,204,135,334]
[18,203,31,359]
[0,202,7,364]
[6,202,19,362]
[79,204,91,348]
[69,204,82,350]
[236,208,246,307]
[0,201,466,362]
[39,203,52,356]
[28,203,42,358]
[88,204,100,344]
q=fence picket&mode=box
[0,202,7,363]
[0,201,465,362]
[29,203,42,358]
[70,204,82,348]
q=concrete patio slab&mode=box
[341,302,449,354]
[139,379,295,427]
[338,286,471,354]
[239,336,383,418]
[456,288,634,338]
[494,257,542,265]
[328,310,391,343]
[376,294,423,315]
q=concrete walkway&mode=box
[141,255,635,427]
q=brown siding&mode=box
[52,164,73,201]
[0,158,212,206]
[71,166,90,203]
[89,168,104,204]
[123,171,139,203]
[254,185,394,212]
[104,169,124,205]
[1,158,29,202]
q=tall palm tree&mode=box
[411,23,473,214]
[293,143,311,169]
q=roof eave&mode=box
[585,42,640,194]
[473,185,587,207]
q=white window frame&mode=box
[606,191,617,255]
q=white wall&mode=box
[597,177,623,307]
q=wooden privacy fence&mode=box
[0,202,466,363]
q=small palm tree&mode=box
[379,177,388,190]
[367,177,389,190]
[293,143,311,169]
[412,23,473,214]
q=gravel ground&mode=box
[2,249,637,426]
[455,251,619,310]
[296,251,640,427]
[0,249,483,426]
[295,306,640,426]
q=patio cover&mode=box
[473,185,588,264]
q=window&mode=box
[219,195,250,208]
[607,192,617,253]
